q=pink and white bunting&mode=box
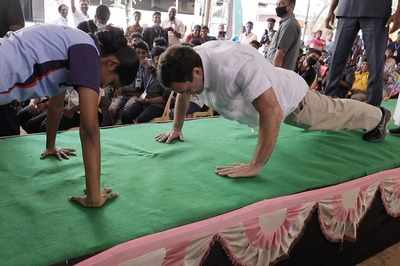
[77,168,400,266]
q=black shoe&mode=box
[389,127,400,136]
[362,107,391,142]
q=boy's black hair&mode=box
[58,4,67,13]
[95,5,110,23]
[96,26,139,86]
[134,40,150,52]
[151,46,166,59]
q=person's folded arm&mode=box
[145,96,164,105]
[273,49,286,68]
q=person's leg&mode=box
[360,18,388,106]
[325,18,360,97]
[99,89,113,127]
[97,112,102,126]
[350,92,368,102]
[58,112,80,131]
[17,105,38,130]
[39,114,49,132]
[0,105,20,137]
[108,96,128,125]
[121,98,143,124]
[285,90,384,133]
[26,111,48,133]
[136,104,164,123]
[186,102,202,115]
[0,105,20,136]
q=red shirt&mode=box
[309,37,326,51]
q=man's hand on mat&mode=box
[155,130,184,144]
[41,148,76,160]
[70,188,118,208]
[215,163,263,178]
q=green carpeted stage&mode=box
[1,100,399,266]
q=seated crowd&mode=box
[292,33,400,102]
[2,1,400,137]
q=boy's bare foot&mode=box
[70,188,118,208]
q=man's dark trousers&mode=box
[325,18,388,106]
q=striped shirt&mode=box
[0,24,100,105]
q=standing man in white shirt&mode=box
[53,4,69,26]
[161,6,185,46]
[71,0,89,27]
[240,21,258,45]
[155,42,391,178]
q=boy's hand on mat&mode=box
[70,188,118,208]
[215,163,263,178]
[41,148,76,160]
[155,130,183,144]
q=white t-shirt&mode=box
[52,16,69,27]
[161,19,185,46]
[195,41,309,128]
[96,22,107,31]
[239,32,258,45]
[72,10,89,27]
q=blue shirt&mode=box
[0,24,100,105]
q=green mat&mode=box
[1,100,400,266]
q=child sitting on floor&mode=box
[347,60,369,102]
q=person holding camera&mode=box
[161,6,185,46]
[296,50,321,86]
